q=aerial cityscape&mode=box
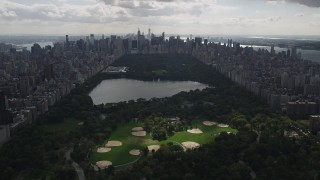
[1,0,320,179]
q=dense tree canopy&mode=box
[0,54,319,179]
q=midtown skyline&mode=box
[0,0,320,36]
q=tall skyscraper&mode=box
[0,91,8,124]
[148,28,151,40]
[195,37,202,47]
[90,34,95,45]
[287,49,291,58]
[204,39,208,46]
[271,45,275,55]
[0,91,8,112]
[85,36,90,51]
[44,64,54,80]
[292,47,297,58]
[66,35,69,44]
[20,76,30,97]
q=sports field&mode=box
[90,120,237,168]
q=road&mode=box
[65,147,86,180]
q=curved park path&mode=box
[65,147,86,180]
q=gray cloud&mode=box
[267,0,320,7]
[289,0,320,7]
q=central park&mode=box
[1,54,320,179]
[90,119,236,169]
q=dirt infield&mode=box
[96,161,112,169]
[217,124,229,128]
[132,127,144,131]
[131,131,147,137]
[129,149,141,156]
[105,141,122,147]
[182,142,200,150]
[97,147,111,153]
[78,122,84,126]
[202,121,217,126]
[148,145,160,152]
[187,128,203,134]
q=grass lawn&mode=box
[90,119,237,167]
[295,120,310,129]
[152,69,168,76]
[164,120,237,145]
[43,118,82,133]
[90,121,148,166]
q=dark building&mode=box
[195,37,202,47]
[76,39,85,51]
[31,43,42,54]
[19,76,30,98]
[123,38,129,53]
[0,91,10,125]
[44,64,54,80]
[132,40,138,49]
[287,49,291,58]
[204,39,208,46]
[286,101,318,118]
[309,115,320,133]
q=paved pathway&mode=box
[65,148,86,180]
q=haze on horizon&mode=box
[0,0,320,36]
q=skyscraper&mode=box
[90,34,95,45]
[20,76,30,98]
[0,91,8,112]
[292,47,297,58]
[0,91,8,124]
[271,45,275,55]
[44,64,54,80]
[287,49,291,58]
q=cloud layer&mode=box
[267,0,320,7]
[0,0,319,35]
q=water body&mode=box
[240,44,320,62]
[89,78,208,104]
[13,42,54,51]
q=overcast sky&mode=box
[0,0,320,36]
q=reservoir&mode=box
[89,78,208,104]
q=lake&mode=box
[89,78,208,104]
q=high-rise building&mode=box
[31,43,42,54]
[287,49,291,58]
[0,91,9,125]
[0,91,8,112]
[44,64,54,80]
[66,35,69,44]
[20,76,30,97]
[132,40,138,49]
[309,115,320,133]
[148,28,151,40]
[85,36,90,51]
[90,34,95,45]
[292,47,297,58]
[271,45,275,55]
[204,39,208,46]
[195,37,202,47]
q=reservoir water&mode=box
[89,78,208,104]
